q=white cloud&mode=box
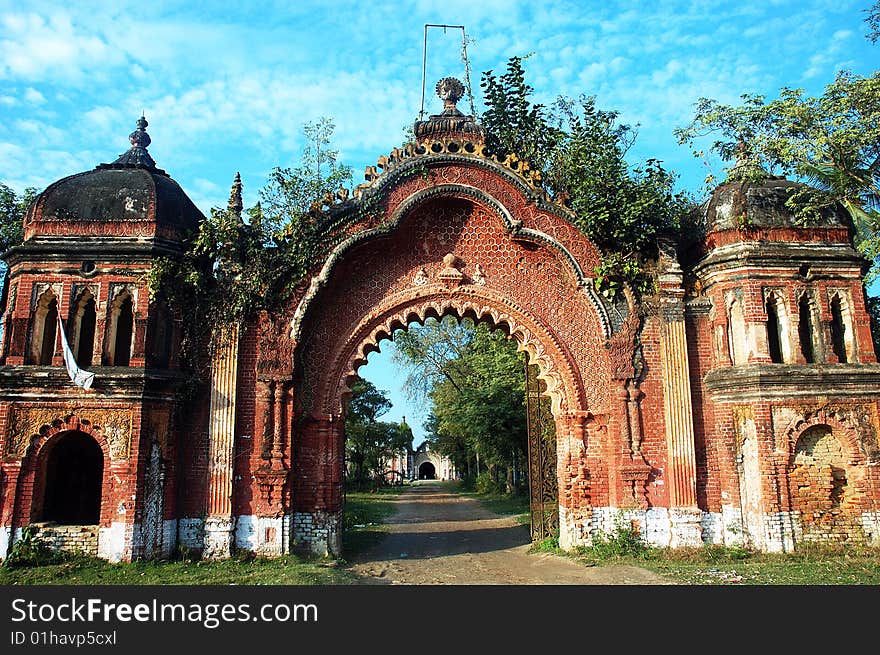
[23,87,45,104]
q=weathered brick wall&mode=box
[637,312,669,509]
[233,324,258,517]
[32,523,99,556]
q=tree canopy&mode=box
[481,56,691,296]
[147,118,353,366]
[674,69,880,282]
[0,183,37,255]
[867,1,879,42]
[394,317,529,492]
[345,377,411,488]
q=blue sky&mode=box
[2,0,877,445]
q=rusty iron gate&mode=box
[525,360,558,541]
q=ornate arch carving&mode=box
[781,409,868,466]
[316,284,586,417]
[6,406,130,461]
[292,183,612,342]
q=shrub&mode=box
[588,519,649,560]
[3,526,65,568]
[474,472,506,495]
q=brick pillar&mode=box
[203,325,240,559]
[557,410,591,550]
[291,414,342,556]
[658,260,703,546]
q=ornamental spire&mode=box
[228,172,243,217]
[413,76,484,140]
[112,115,157,169]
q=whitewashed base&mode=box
[234,515,288,556]
[292,511,341,556]
[202,517,234,560]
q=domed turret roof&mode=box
[23,117,204,240]
[703,147,850,236]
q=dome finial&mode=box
[111,115,157,169]
[413,76,484,140]
[725,139,769,182]
[436,77,465,116]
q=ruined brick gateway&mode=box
[1,81,879,562]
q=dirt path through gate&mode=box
[346,481,670,585]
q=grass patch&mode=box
[637,542,880,585]
[532,523,880,584]
[342,485,405,559]
[0,553,356,586]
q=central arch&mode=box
[328,286,585,418]
[289,178,618,556]
[418,462,436,480]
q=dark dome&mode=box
[25,167,203,231]
[23,116,204,239]
[704,175,850,235]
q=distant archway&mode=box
[418,462,436,480]
[41,431,103,524]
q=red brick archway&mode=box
[288,158,626,555]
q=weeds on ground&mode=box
[535,520,880,584]
[3,526,71,568]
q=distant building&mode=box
[411,442,455,481]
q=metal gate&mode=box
[525,360,558,541]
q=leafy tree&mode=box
[147,118,352,366]
[480,55,563,172]
[345,377,411,488]
[395,318,528,490]
[480,57,690,296]
[674,70,880,281]
[260,117,353,238]
[0,183,37,253]
[0,183,38,316]
[867,1,879,42]
[391,315,472,402]
[547,96,691,295]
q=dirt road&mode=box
[347,481,670,585]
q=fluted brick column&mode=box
[203,325,240,559]
[658,260,703,546]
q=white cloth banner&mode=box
[57,315,95,390]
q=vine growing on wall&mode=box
[146,118,353,372]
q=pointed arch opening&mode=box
[727,296,748,365]
[765,292,790,363]
[69,288,97,368]
[26,288,58,365]
[104,289,134,367]
[147,301,173,369]
[798,294,816,364]
[829,293,853,363]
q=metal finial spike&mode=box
[128,116,151,149]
